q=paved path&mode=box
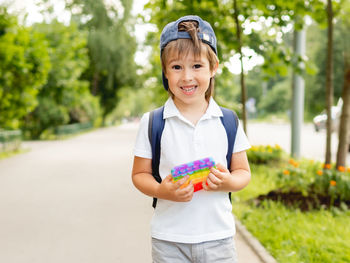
[0,123,265,263]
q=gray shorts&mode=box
[152,236,237,263]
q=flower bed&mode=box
[247,144,285,164]
[248,146,350,210]
[233,145,350,262]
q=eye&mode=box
[194,64,202,69]
[172,65,181,70]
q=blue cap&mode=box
[160,15,217,91]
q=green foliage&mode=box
[55,122,93,136]
[258,78,291,115]
[0,7,50,129]
[232,163,279,202]
[247,144,285,164]
[234,201,350,263]
[23,20,100,138]
[277,159,320,196]
[304,22,346,117]
[214,67,241,113]
[276,160,350,203]
[109,85,161,122]
[232,159,350,263]
[0,148,28,160]
[313,166,350,203]
[67,0,138,121]
[0,129,21,153]
[24,97,69,138]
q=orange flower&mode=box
[347,167,350,173]
[337,166,345,172]
[330,180,337,186]
[323,163,331,169]
[317,170,323,176]
[288,159,299,168]
[283,170,290,175]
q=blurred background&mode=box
[0,0,349,162]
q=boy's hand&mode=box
[156,174,194,202]
[202,163,232,192]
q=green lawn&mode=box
[0,148,29,160]
[232,164,350,263]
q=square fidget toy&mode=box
[171,157,216,192]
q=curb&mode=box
[235,219,278,263]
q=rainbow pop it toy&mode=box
[171,157,216,192]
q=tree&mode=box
[304,22,344,119]
[23,20,99,138]
[325,0,334,164]
[233,0,248,133]
[66,0,138,123]
[0,7,50,129]
[336,2,350,168]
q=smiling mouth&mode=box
[181,85,197,94]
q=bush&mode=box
[277,160,350,206]
[233,161,350,263]
[247,144,285,164]
[277,159,320,196]
[312,165,350,204]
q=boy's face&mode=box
[164,47,218,107]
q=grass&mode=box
[232,164,280,202]
[232,164,350,263]
[38,127,96,140]
[0,148,29,160]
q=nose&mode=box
[182,67,193,81]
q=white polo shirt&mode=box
[133,97,250,243]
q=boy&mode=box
[132,15,251,262]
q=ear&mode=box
[211,61,219,78]
[163,70,168,79]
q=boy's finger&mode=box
[177,182,193,200]
[175,175,189,187]
[164,174,173,182]
[202,180,210,191]
[206,177,218,190]
[208,172,222,185]
[210,167,224,179]
[216,163,230,173]
[182,180,194,192]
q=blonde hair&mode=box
[161,21,219,101]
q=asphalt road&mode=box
[0,125,152,262]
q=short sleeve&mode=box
[233,120,251,153]
[133,112,152,159]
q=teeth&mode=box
[182,86,196,92]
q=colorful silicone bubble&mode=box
[171,157,216,192]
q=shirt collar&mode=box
[163,97,223,120]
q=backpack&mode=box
[148,106,239,208]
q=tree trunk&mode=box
[92,71,99,96]
[336,59,350,168]
[325,0,334,164]
[233,0,248,135]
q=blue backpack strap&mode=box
[220,107,239,202]
[148,106,165,208]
